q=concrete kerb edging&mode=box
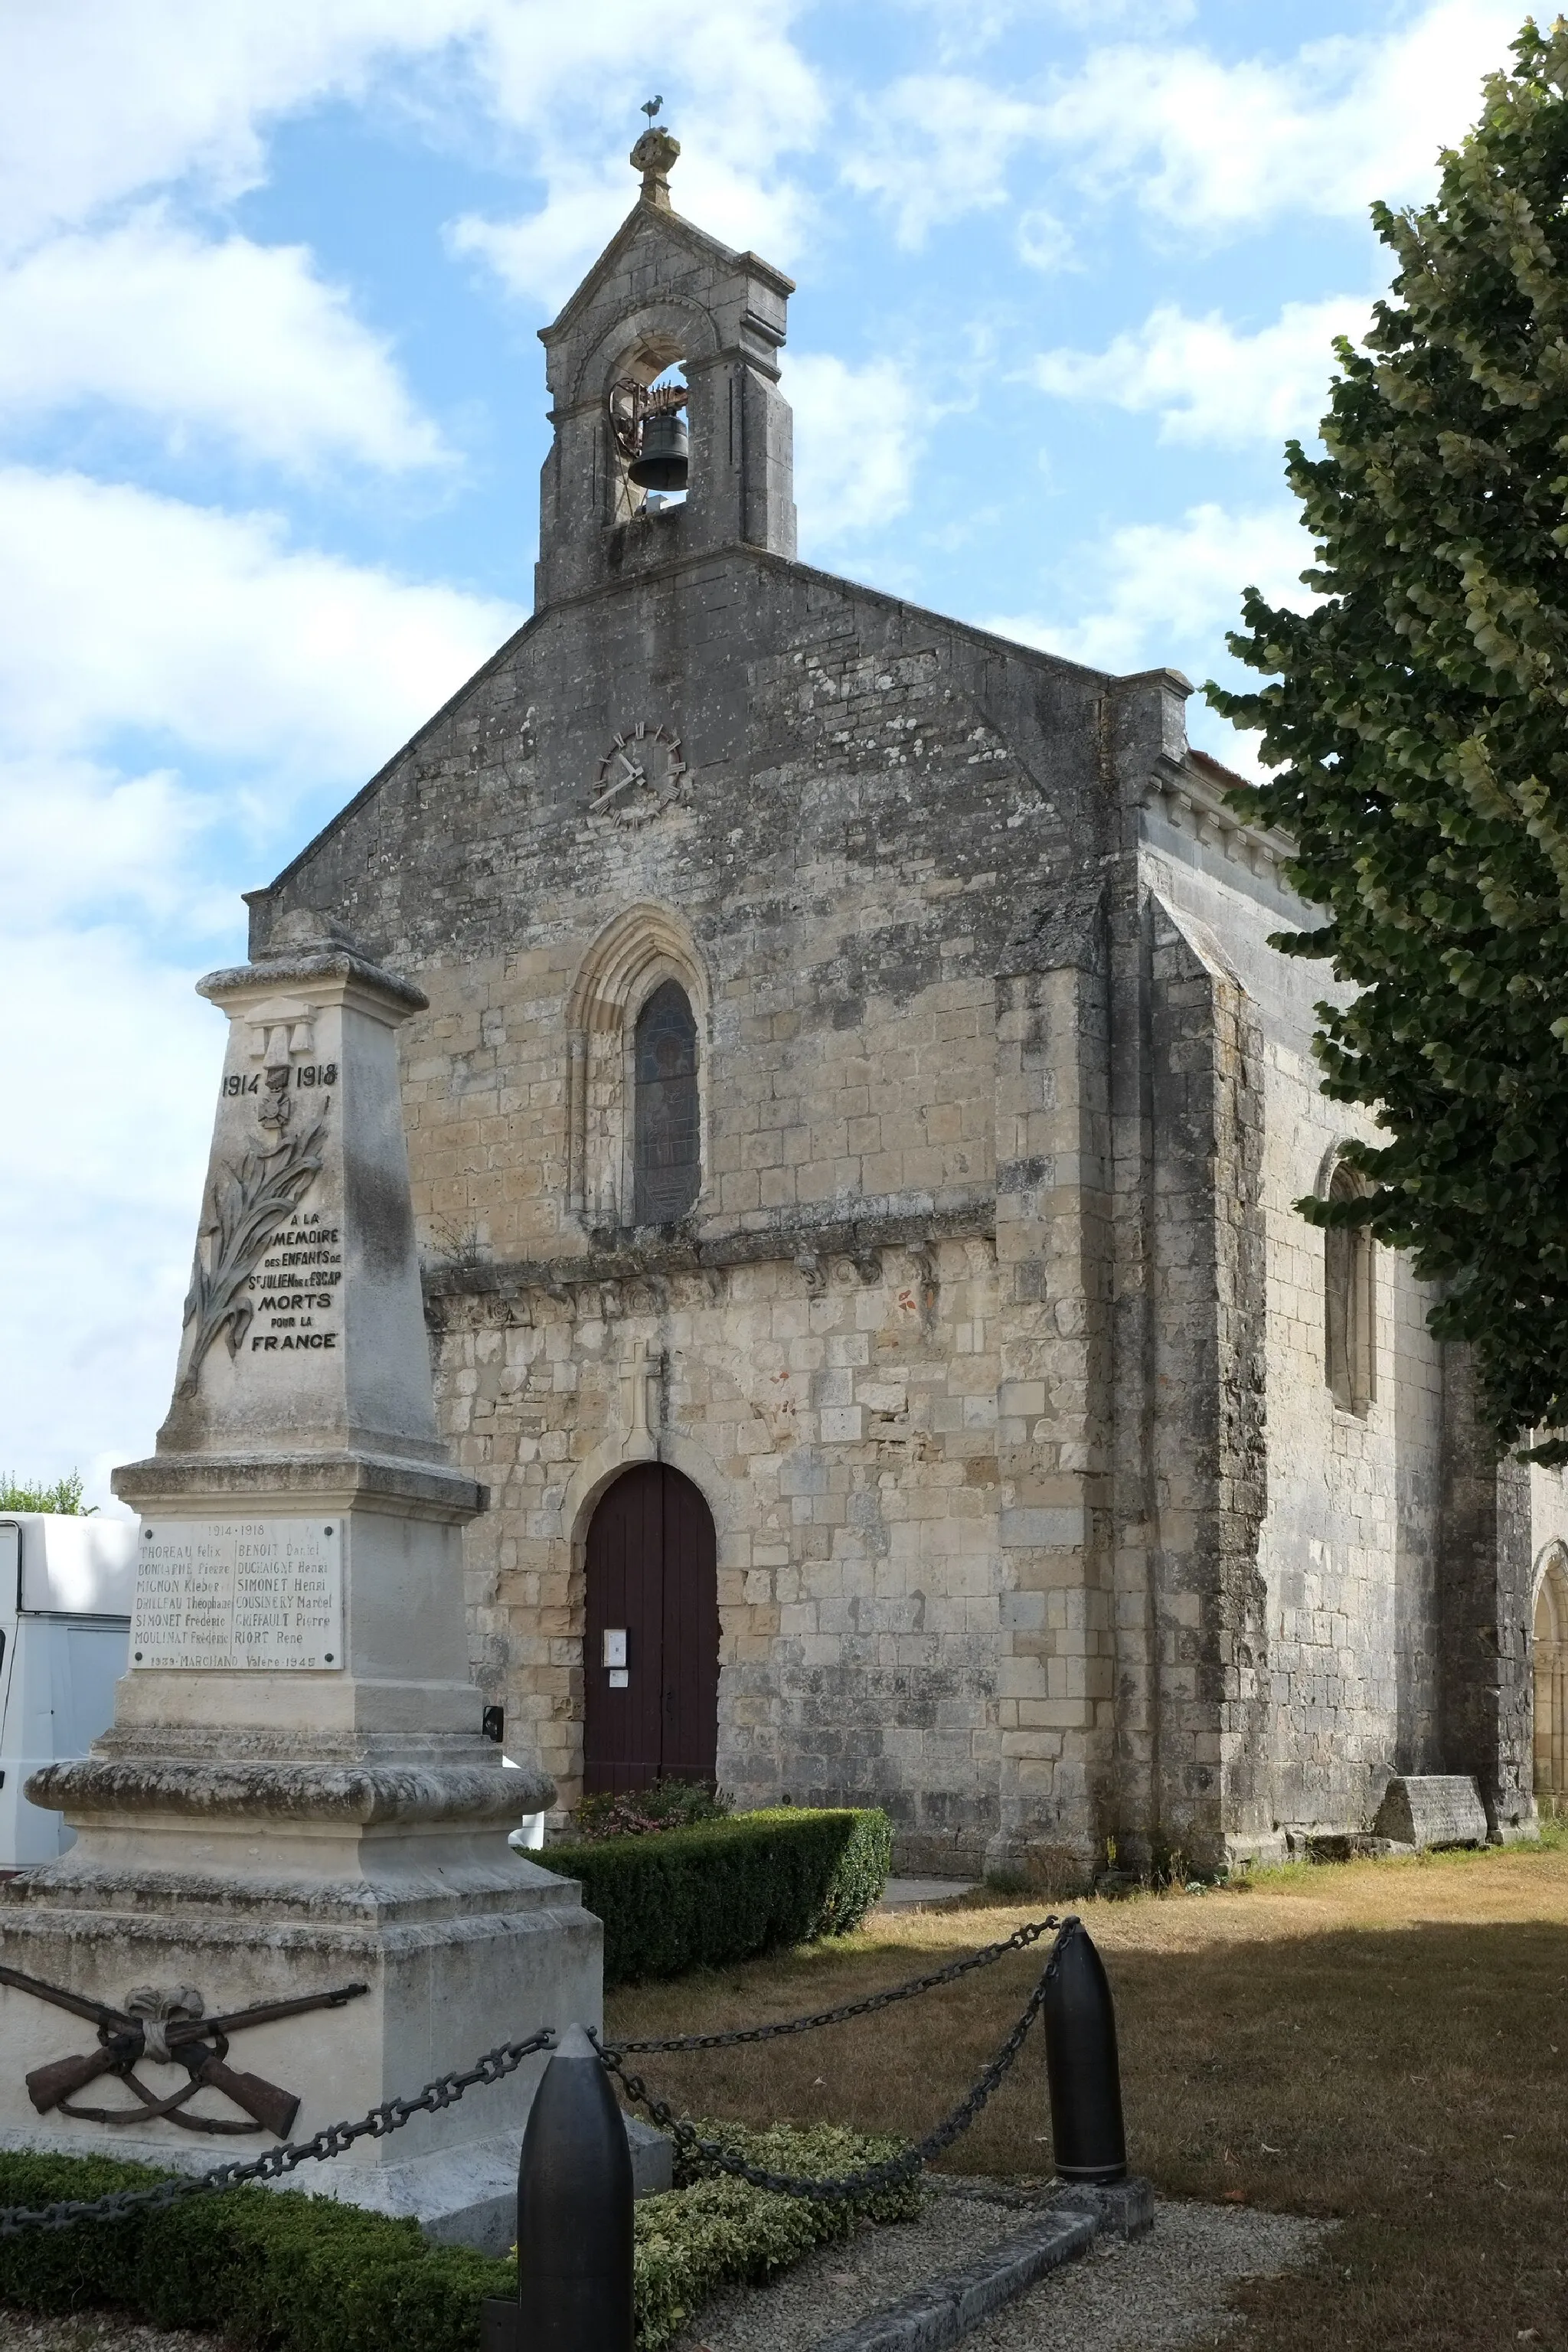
[808,2177,1155,2352]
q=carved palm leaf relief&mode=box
[178,1119,327,1393]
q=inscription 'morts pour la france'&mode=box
[250,1206,343,1354]
[131,1521,344,1671]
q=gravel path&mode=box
[675,2186,1028,2351]
[959,2198,1330,2352]
[675,2184,1331,2352]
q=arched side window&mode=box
[634,981,700,1225]
[567,904,709,1235]
[1535,1547,1568,1802]
[1325,1160,1375,1415]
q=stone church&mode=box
[244,130,1568,1880]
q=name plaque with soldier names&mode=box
[131,1521,344,1671]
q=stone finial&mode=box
[631,124,680,209]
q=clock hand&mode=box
[592,756,648,812]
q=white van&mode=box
[0,1514,137,1866]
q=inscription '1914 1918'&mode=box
[224,1063,337,1098]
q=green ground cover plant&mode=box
[541,1806,892,1984]
[0,2118,914,2352]
[639,2118,916,2348]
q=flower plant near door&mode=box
[571,1777,731,1841]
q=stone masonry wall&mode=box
[252,548,1151,1869]
[251,537,1500,1865]
[429,1234,1007,1869]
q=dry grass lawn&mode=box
[606,1841,1568,2352]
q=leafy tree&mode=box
[1208,18,1568,1462]
[0,1471,93,1514]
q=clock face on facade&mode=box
[590,722,688,825]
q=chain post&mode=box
[517,2024,634,2351]
[1042,1916,1128,2184]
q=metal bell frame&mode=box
[609,377,689,495]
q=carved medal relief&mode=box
[178,994,342,1393]
[590,721,688,828]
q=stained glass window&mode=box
[634,981,700,1225]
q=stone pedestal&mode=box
[0,919,600,2247]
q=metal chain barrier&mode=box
[595,1917,1073,2206]
[0,1915,1073,2233]
[0,2027,556,2237]
[612,1914,1063,2053]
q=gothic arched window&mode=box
[1534,1547,1568,1801]
[1325,1161,1375,1414]
[633,980,700,1225]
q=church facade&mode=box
[246,139,1568,1879]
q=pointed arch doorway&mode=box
[583,1463,718,1795]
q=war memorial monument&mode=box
[0,916,600,2246]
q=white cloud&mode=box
[0,471,521,1503]
[0,2,823,306]
[1033,296,1370,446]
[452,146,815,313]
[786,354,937,549]
[0,212,447,473]
[1016,207,1073,273]
[451,2,823,308]
[0,468,517,781]
[1044,0,1522,233]
[0,919,230,1504]
[843,77,1046,248]
[0,756,221,931]
[451,172,632,312]
[988,501,1315,676]
[0,0,489,252]
[890,0,1195,56]
[1033,0,1195,21]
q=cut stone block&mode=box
[1373,1775,1490,1850]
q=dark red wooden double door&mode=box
[583,1464,718,1795]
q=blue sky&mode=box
[0,0,1530,1507]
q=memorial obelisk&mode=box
[0,913,600,2247]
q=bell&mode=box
[629,407,688,492]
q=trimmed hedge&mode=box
[0,2116,916,2352]
[0,2151,506,2352]
[540,1807,893,1984]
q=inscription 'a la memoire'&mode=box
[247,1209,344,1354]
